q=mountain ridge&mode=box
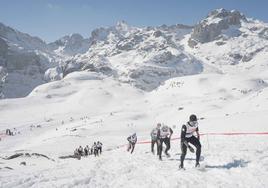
[0,8,268,98]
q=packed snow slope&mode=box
[0,70,268,187]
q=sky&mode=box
[0,0,268,42]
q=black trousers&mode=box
[98,147,102,154]
[158,137,171,159]
[127,143,135,154]
[78,150,83,156]
[151,139,158,153]
[94,149,98,156]
[180,136,201,165]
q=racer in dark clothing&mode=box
[151,123,161,154]
[97,141,103,155]
[179,114,201,168]
[78,145,83,156]
[84,145,90,156]
[127,133,137,154]
[157,125,173,160]
[93,142,98,157]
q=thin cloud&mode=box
[47,3,61,10]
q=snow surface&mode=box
[1,70,268,187]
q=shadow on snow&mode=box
[205,159,250,169]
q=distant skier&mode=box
[97,141,103,155]
[179,114,201,169]
[157,125,173,160]
[127,133,137,154]
[78,146,83,156]
[151,123,161,154]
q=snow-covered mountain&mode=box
[188,8,246,45]
[1,8,268,97]
[186,8,268,73]
[57,21,201,91]
[45,9,268,91]
[48,33,90,57]
[1,9,268,187]
[0,22,58,98]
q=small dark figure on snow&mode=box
[93,142,98,157]
[90,147,93,155]
[97,141,103,155]
[74,148,79,156]
[157,125,173,160]
[78,146,83,156]
[6,129,12,136]
[127,133,137,154]
[151,123,161,154]
[84,145,90,156]
[179,114,201,169]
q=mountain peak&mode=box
[188,8,248,46]
[206,8,247,24]
[115,20,130,31]
[70,33,84,40]
[208,8,229,17]
[116,20,128,26]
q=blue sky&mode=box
[0,0,267,42]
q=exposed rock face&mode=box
[0,22,57,98]
[188,9,247,47]
[61,21,202,91]
[48,33,90,56]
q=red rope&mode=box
[135,132,268,145]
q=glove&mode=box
[188,145,195,153]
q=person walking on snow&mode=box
[127,133,137,154]
[84,145,90,156]
[93,142,99,157]
[97,141,103,155]
[151,123,161,154]
[78,146,83,156]
[157,125,173,160]
[179,114,201,169]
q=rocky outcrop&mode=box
[2,152,55,161]
[48,33,90,56]
[0,22,56,98]
[188,9,247,47]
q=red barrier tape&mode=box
[203,132,268,136]
[135,132,268,145]
[0,133,6,139]
[111,132,268,150]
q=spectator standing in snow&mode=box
[179,114,201,169]
[78,146,83,156]
[97,141,103,155]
